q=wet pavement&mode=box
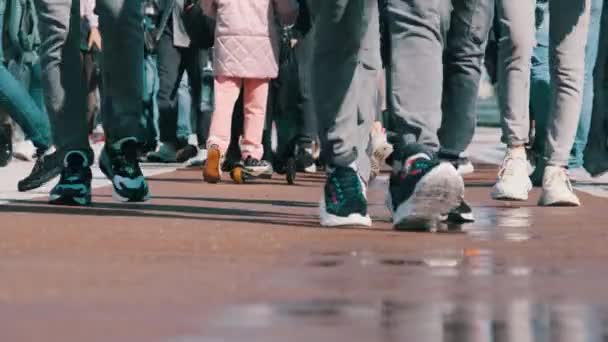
[2,162,608,341]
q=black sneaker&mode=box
[49,151,92,206]
[445,198,475,223]
[18,150,62,192]
[176,144,198,163]
[243,157,273,178]
[0,124,12,167]
[388,153,464,231]
[99,138,150,202]
[320,166,371,227]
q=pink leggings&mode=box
[206,76,270,160]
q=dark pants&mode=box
[35,0,144,160]
[293,32,317,147]
[80,50,100,132]
[156,25,202,146]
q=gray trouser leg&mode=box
[544,0,591,166]
[35,0,89,157]
[96,0,145,144]
[495,0,536,147]
[309,0,380,174]
[439,0,495,156]
[387,0,444,152]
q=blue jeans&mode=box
[143,54,160,146]
[571,0,604,168]
[177,73,193,142]
[0,0,51,152]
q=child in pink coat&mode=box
[202,0,299,183]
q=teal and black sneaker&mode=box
[320,165,371,227]
[99,138,150,203]
[49,151,92,206]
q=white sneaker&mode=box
[187,148,208,167]
[304,162,317,173]
[146,142,177,163]
[568,167,592,183]
[492,148,532,201]
[539,166,580,207]
[13,140,36,161]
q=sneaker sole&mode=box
[389,163,464,231]
[112,190,151,203]
[319,200,372,228]
[491,190,530,201]
[538,194,581,207]
[204,148,222,183]
[49,193,91,206]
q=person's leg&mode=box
[241,78,270,161]
[184,46,203,145]
[34,0,92,204]
[80,51,99,133]
[309,0,375,227]
[355,0,381,184]
[35,0,89,158]
[569,0,604,169]
[0,64,51,152]
[96,0,149,203]
[309,0,370,170]
[176,72,193,144]
[387,0,444,152]
[438,0,494,157]
[0,0,5,64]
[527,2,552,186]
[204,76,242,183]
[583,4,608,176]
[96,0,145,144]
[490,0,536,201]
[540,0,591,207]
[155,27,183,147]
[207,77,242,155]
[386,0,464,230]
[294,30,317,149]
[143,53,160,149]
[495,0,536,149]
[544,0,591,167]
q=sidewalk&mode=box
[2,129,608,341]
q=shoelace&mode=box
[547,168,574,192]
[498,156,526,178]
[329,169,362,202]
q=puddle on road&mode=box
[442,207,536,242]
[192,298,607,342]
[306,248,536,278]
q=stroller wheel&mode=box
[286,157,296,185]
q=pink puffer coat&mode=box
[202,0,299,79]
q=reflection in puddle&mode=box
[307,249,521,277]
[197,298,605,342]
[448,207,535,242]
